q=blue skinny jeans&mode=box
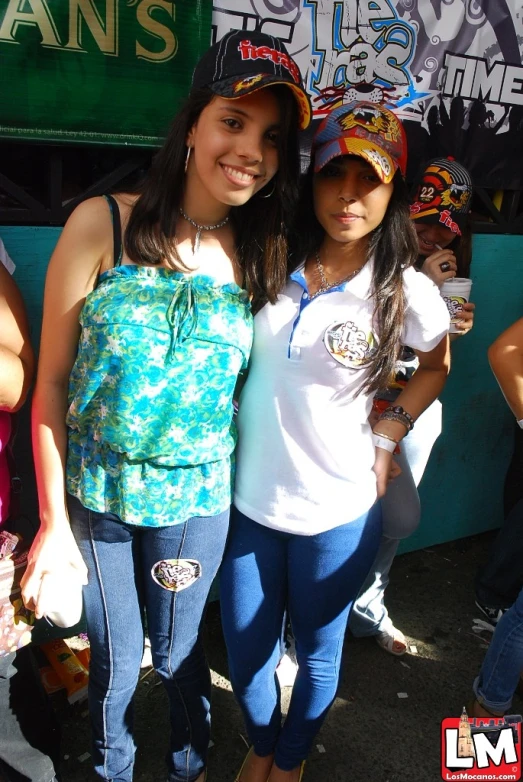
[220,504,382,771]
[68,494,229,782]
[474,585,523,713]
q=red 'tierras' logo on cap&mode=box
[238,39,301,84]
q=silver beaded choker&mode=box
[180,209,229,255]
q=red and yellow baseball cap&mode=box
[312,101,407,183]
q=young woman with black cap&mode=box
[350,158,475,656]
[20,31,310,782]
[220,103,451,782]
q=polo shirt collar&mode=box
[290,256,374,300]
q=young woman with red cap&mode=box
[20,31,310,782]
[351,158,475,656]
[220,103,451,782]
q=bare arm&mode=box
[0,263,35,412]
[488,318,523,420]
[372,335,450,497]
[21,197,112,614]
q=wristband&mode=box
[372,431,398,444]
[372,433,397,453]
[518,419,523,429]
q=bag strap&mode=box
[104,194,123,267]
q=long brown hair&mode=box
[289,166,419,395]
[125,86,300,306]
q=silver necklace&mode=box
[312,251,363,298]
[180,209,229,255]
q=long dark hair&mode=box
[449,221,472,277]
[125,86,300,306]
[289,165,419,395]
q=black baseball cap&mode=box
[192,30,311,130]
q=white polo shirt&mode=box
[234,259,450,535]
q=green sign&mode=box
[0,0,212,146]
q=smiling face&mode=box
[185,90,281,213]
[413,221,456,256]
[313,155,394,247]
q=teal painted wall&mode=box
[2,227,522,552]
[401,234,523,552]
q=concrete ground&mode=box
[50,529,519,782]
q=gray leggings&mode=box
[350,400,442,636]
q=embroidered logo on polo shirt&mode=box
[324,320,376,368]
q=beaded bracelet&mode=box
[378,405,414,433]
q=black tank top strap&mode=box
[104,194,123,267]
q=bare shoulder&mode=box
[49,196,115,279]
[52,193,139,281]
[64,196,112,238]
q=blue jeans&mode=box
[68,494,229,782]
[220,505,382,771]
[473,586,523,712]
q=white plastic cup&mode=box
[39,570,84,629]
[439,277,472,334]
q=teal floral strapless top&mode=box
[66,265,253,526]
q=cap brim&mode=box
[410,206,464,235]
[314,137,397,183]
[209,74,311,130]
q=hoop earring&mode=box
[184,146,192,174]
[260,183,275,198]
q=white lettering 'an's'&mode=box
[0,0,60,47]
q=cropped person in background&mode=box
[469,318,523,717]
[351,158,475,655]
[0,260,56,782]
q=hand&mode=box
[21,525,87,619]
[452,301,475,335]
[368,407,380,428]
[420,249,457,287]
[372,447,394,499]
[388,458,402,483]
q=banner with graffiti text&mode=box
[212,1,523,189]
